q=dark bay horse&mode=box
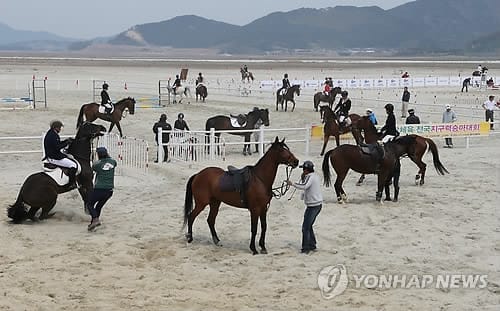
[77,97,136,137]
[355,116,448,185]
[195,84,207,102]
[319,105,361,156]
[205,108,270,155]
[240,68,255,82]
[8,122,106,223]
[321,137,415,203]
[184,137,299,254]
[276,84,301,112]
[313,87,342,111]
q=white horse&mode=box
[167,85,191,104]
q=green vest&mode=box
[92,157,117,189]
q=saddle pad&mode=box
[219,173,236,192]
[230,117,246,128]
[98,106,114,114]
[42,160,82,186]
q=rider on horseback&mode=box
[323,77,331,96]
[173,74,182,95]
[243,64,248,73]
[379,104,399,143]
[43,120,77,188]
[101,83,113,114]
[334,91,352,128]
[196,72,204,86]
[278,73,291,96]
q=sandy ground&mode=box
[0,58,499,310]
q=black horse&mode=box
[196,84,208,102]
[472,66,488,77]
[8,122,107,223]
[313,87,342,111]
[205,108,270,155]
[276,84,300,112]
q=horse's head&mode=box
[319,105,333,122]
[126,97,136,115]
[75,122,107,140]
[269,137,299,168]
[258,108,270,126]
[293,84,301,96]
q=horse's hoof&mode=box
[251,250,258,255]
[260,249,268,254]
[356,181,363,186]
[212,237,220,245]
[185,233,193,243]
[337,198,344,204]
[384,197,392,202]
[393,198,398,203]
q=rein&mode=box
[271,165,295,199]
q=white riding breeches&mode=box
[339,116,351,126]
[382,135,395,144]
[47,157,77,169]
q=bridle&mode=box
[271,163,295,199]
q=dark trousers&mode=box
[486,110,494,130]
[461,84,468,92]
[445,137,453,146]
[302,204,322,251]
[156,144,169,162]
[87,189,113,219]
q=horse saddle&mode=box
[359,143,385,172]
[99,104,114,114]
[220,166,252,206]
[42,159,81,186]
[230,114,247,127]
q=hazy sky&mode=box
[1,0,412,39]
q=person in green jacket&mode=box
[87,147,117,231]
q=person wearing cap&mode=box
[405,108,421,124]
[174,113,190,131]
[442,105,457,148]
[461,77,471,93]
[287,160,323,254]
[100,83,113,114]
[401,86,410,119]
[86,147,117,231]
[366,108,378,125]
[43,120,77,188]
[252,107,264,153]
[482,95,497,130]
[153,114,172,163]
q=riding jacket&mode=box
[405,115,421,124]
[101,90,111,105]
[380,113,399,136]
[174,119,190,131]
[334,98,351,116]
[173,78,181,87]
[43,129,70,160]
[282,78,291,89]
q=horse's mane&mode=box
[253,141,288,168]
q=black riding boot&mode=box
[68,167,78,189]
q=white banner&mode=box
[388,79,399,88]
[374,79,386,88]
[334,79,347,88]
[424,77,438,86]
[437,76,450,86]
[348,79,360,88]
[412,77,425,87]
[400,78,411,87]
[361,79,373,88]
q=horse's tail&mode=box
[7,191,29,223]
[183,174,197,228]
[426,138,449,175]
[76,104,86,129]
[322,149,335,187]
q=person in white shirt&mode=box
[287,160,323,254]
[483,95,497,130]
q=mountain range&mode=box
[1,0,499,56]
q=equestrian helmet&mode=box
[178,113,184,119]
[341,90,348,97]
[408,108,415,114]
[299,160,314,170]
[199,72,202,76]
[384,103,394,112]
[176,74,179,78]
[96,147,108,157]
[102,83,109,90]
[160,113,167,121]
[50,120,64,129]
[284,73,288,78]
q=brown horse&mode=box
[183,137,299,255]
[276,84,301,112]
[313,87,342,111]
[195,84,207,102]
[8,122,107,223]
[76,97,136,137]
[319,105,361,156]
[355,116,449,185]
[240,68,255,82]
[205,108,270,155]
[322,137,414,203]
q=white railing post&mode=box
[210,128,215,161]
[305,125,311,156]
[259,127,264,157]
[157,127,163,162]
